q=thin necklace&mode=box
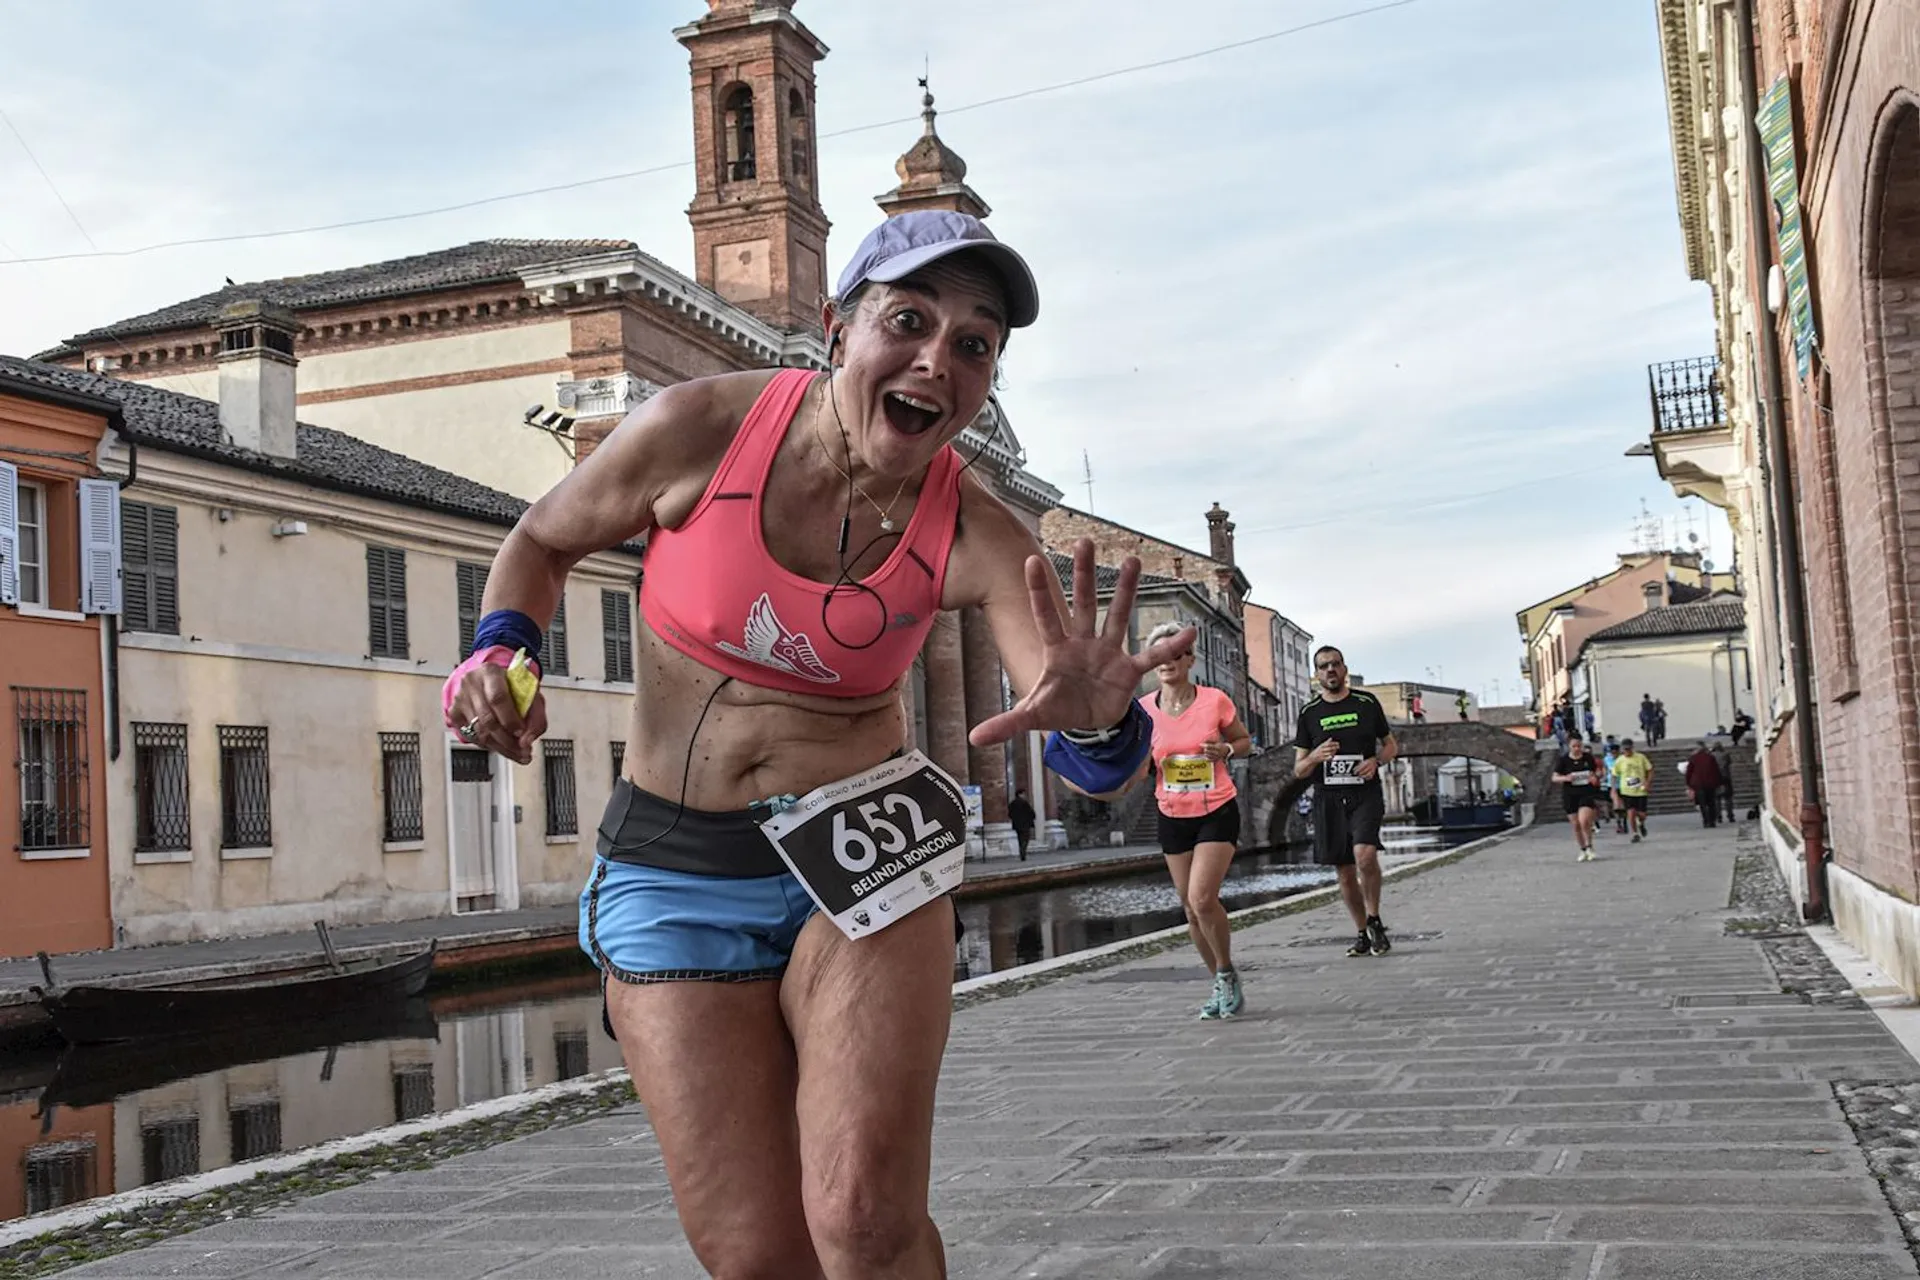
[1162,682,1197,716]
[813,396,910,533]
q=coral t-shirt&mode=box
[1143,685,1239,819]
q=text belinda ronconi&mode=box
[846,828,961,896]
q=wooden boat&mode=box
[32,922,436,1046]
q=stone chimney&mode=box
[1206,502,1235,566]
[215,300,299,459]
[1642,580,1665,612]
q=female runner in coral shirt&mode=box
[1141,621,1253,1019]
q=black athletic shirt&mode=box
[1293,690,1393,795]
[1556,753,1602,794]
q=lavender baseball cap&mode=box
[833,210,1039,328]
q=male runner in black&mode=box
[1294,646,1398,956]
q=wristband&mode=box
[1045,702,1152,795]
[1059,706,1138,747]
[472,609,544,666]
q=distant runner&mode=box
[1294,646,1398,957]
[1553,736,1603,861]
[1611,737,1653,842]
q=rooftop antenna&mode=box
[1082,449,1095,512]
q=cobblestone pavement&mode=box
[38,817,1920,1279]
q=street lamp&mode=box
[521,404,577,459]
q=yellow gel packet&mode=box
[505,648,540,718]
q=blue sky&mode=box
[0,0,1729,705]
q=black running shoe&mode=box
[1346,930,1373,957]
[1366,915,1392,955]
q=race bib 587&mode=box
[1324,754,1365,786]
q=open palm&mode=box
[970,540,1195,747]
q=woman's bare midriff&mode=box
[619,616,913,811]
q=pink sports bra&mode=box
[638,368,963,699]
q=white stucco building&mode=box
[1,337,643,946]
[1582,597,1754,742]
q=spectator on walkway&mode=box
[1455,690,1470,720]
[1581,702,1596,739]
[1684,742,1724,828]
[1710,742,1736,823]
[1730,710,1754,746]
[1639,694,1656,742]
[1009,789,1036,862]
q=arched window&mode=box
[723,85,756,182]
[787,88,810,189]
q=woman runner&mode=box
[445,210,1190,1279]
[1141,621,1254,1019]
[1554,734,1603,861]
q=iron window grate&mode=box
[380,732,424,843]
[132,721,191,853]
[217,725,272,849]
[393,1066,435,1122]
[24,1140,95,1216]
[555,1030,590,1081]
[544,740,578,837]
[451,748,492,784]
[14,686,88,852]
[141,1116,200,1185]
[229,1101,283,1162]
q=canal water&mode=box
[0,827,1482,1224]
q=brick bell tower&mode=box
[677,0,831,333]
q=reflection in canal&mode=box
[0,975,620,1227]
[953,831,1464,979]
[0,827,1483,1225]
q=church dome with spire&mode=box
[876,80,991,220]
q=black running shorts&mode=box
[1313,786,1385,866]
[1621,794,1649,813]
[1563,787,1599,815]
[1158,797,1241,855]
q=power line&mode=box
[0,103,101,251]
[0,1,1419,267]
[1,101,216,398]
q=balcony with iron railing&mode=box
[1643,355,1738,509]
[1648,356,1726,434]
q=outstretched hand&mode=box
[969,539,1196,748]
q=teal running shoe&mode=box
[1217,968,1245,1018]
[1198,974,1228,1020]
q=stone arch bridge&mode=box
[1239,720,1555,849]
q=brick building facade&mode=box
[1650,0,1920,992]
[30,0,1072,870]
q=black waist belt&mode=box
[596,779,787,878]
